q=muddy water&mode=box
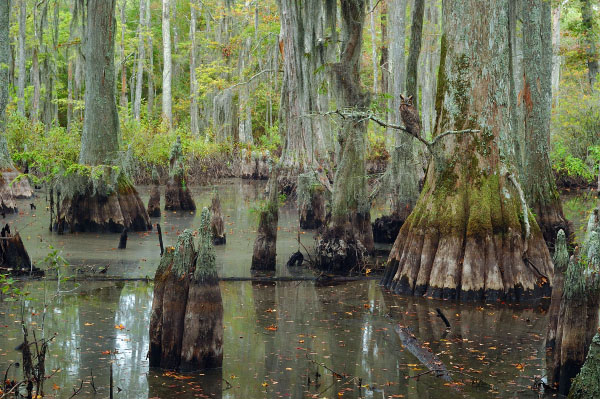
[1,280,549,399]
[9,179,315,278]
[0,181,594,398]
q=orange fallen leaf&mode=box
[52,383,60,390]
[265,325,277,331]
[115,324,125,330]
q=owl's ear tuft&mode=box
[408,95,413,102]
[400,94,405,102]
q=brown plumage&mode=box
[399,94,421,138]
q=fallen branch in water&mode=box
[395,325,452,381]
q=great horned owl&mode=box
[399,94,421,138]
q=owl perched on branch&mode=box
[399,94,421,139]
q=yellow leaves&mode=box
[163,371,193,380]
[115,324,125,330]
[515,363,525,371]
[261,381,269,387]
[84,322,94,326]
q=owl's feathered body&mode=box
[399,95,421,138]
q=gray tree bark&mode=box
[381,0,553,302]
[521,0,569,244]
[146,0,154,116]
[369,0,378,94]
[17,0,26,116]
[79,0,120,165]
[134,0,146,120]
[278,0,333,188]
[405,0,424,101]
[551,4,561,106]
[119,0,128,109]
[161,0,172,126]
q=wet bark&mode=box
[546,229,568,350]
[521,0,570,246]
[569,333,600,399]
[210,193,226,245]
[549,212,600,394]
[316,0,374,274]
[381,0,553,302]
[150,214,223,371]
[251,171,279,271]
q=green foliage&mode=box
[0,273,24,301]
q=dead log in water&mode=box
[395,324,451,381]
[210,193,226,245]
[149,208,223,371]
[549,213,600,395]
[251,169,279,271]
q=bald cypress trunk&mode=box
[278,0,333,191]
[146,0,154,116]
[134,0,146,120]
[581,0,598,89]
[381,0,553,302]
[316,0,374,274]
[58,0,150,233]
[521,0,570,246]
[17,0,26,116]
[405,0,424,102]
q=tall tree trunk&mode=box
[581,0,598,89]
[120,0,128,109]
[369,0,378,94]
[146,0,154,117]
[405,0,424,102]
[190,0,199,136]
[161,0,172,127]
[381,0,553,302]
[385,0,419,220]
[134,0,146,120]
[278,0,333,191]
[379,1,388,96]
[57,0,150,233]
[316,0,374,274]
[419,1,440,139]
[521,0,570,246]
[551,4,561,106]
[17,0,26,116]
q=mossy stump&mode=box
[297,172,326,230]
[149,209,223,371]
[549,214,600,395]
[210,193,226,245]
[251,174,279,271]
[58,177,151,233]
[0,225,39,275]
[165,137,196,212]
[568,332,600,399]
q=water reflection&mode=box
[1,280,550,398]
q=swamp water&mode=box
[0,180,597,398]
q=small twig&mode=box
[228,69,278,90]
[435,308,451,329]
[222,378,233,390]
[90,369,97,393]
[69,379,84,398]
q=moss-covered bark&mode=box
[569,333,600,399]
[316,0,374,273]
[381,0,553,302]
[297,171,326,230]
[251,170,279,271]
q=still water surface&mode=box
[0,180,596,398]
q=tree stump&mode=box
[164,137,196,211]
[297,172,326,230]
[210,193,226,245]
[569,332,600,399]
[57,174,151,233]
[0,169,34,213]
[549,213,600,394]
[147,167,161,217]
[251,172,279,271]
[0,225,38,275]
[149,208,223,371]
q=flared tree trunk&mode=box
[381,0,553,302]
[316,0,374,274]
[521,0,570,246]
[277,0,334,191]
[59,0,151,233]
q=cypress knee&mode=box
[147,167,161,217]
[251,170,279,271]
[165,136,196,211]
